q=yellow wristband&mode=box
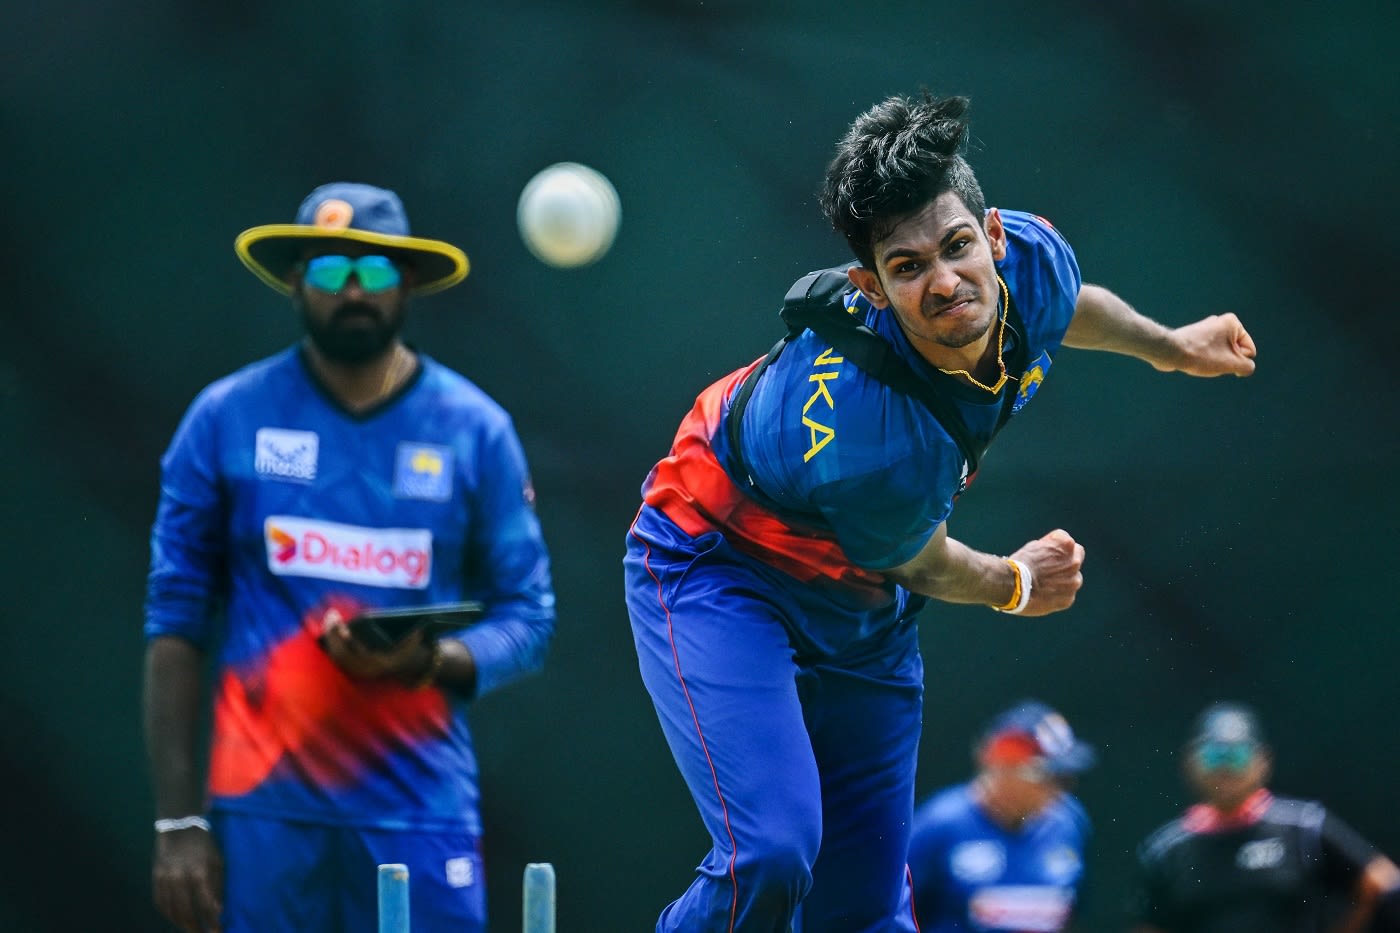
[992,558,1033,614]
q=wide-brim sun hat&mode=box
[234,182,469,296]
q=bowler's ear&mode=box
[985,207,1007,261]
[847,266,889,309]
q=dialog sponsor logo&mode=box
[969,885,1072,931]
[264,516,432,589]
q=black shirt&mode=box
[1134,793,1377,933]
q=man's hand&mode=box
[1155,313,1257,377]
[153,827,223,932]
[886,524,1085,616]
[1007,529,1085,617]
[320,620,437,685]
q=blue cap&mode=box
[234,182,469,296]
[980,699,1097,776]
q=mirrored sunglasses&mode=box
[303,255,401,293]
[1195,741,1256,772]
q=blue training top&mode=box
[908,782,1091,932]
[637,211,1079,650]
[145,347,556,833]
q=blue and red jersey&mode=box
[635,211,1080,646]
[908,782,1091,932]
[145,347,555,833]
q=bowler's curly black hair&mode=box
[819,91,986,269]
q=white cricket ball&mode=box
[516,162,621,268]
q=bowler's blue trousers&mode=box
[626,507,923,933]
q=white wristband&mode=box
[994,558,1034,615]
[154,815,211,833]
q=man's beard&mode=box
[296,293,407,365]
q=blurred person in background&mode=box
[624,89,1257,932]
[908,700,1095,932]
[142,182,556,933]
[1133,702,1400,933]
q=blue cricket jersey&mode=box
[908,782,1091,932]
[145,347,556,833]
[638,211,1080,653]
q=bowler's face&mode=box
[851,191,1007,360]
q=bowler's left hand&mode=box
[1158,313,1257,377]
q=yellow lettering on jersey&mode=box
[801,350,843,462]
[803,371,839,414]
[802,417,835,462]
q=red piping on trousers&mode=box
[905,864,922,931]
[634,526,741,933]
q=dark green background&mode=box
[4,1,1397,930]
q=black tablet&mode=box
[346,601,486,652]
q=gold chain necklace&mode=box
[936,275,1011,394]
[378,346,411,400]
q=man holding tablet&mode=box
[142,183,556,932]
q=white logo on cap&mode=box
[1212,711,1253,742]
[1034,712,1076,757]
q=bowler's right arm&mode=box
[882,522,1085,616]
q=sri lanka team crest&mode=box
[1012,350,1053,413]
[394,442,453,501]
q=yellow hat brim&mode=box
[234,224,469,296]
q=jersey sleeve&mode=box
[1001,211,1082,349]
[144,388,227,647]
[1317,809,1380,889]
[1131,831,1176,930]
[453,416,557,700]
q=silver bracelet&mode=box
[154,815,211,833]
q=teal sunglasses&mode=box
[303,255,402,293]
[1195,741,1255,772]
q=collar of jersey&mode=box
[1182,788,1273,833]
